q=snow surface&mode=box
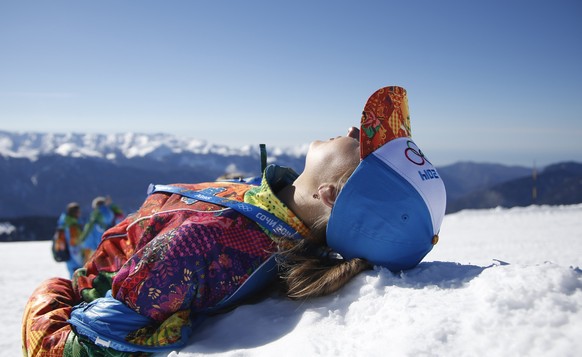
[2,205,581,357]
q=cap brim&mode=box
[360,86,411,159]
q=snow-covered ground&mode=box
[3,205,581,357]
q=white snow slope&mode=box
[2,204,581,357]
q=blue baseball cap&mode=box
[326,87,446,271]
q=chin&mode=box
[308,140,322,150]
[304,141,321,163]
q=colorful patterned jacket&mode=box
[56,213,84,266]
[22,165,309,356]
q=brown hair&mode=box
[280,242,371,299]
[66,202,80,217]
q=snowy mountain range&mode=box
[0,130,308,165]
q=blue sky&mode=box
[1,0,580,166]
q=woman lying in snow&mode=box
[22,86,446,356]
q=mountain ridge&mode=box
[0,130,308,162]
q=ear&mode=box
[318,184,338,209]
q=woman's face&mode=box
[304,127,360,182]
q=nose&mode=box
[347,127,360,141]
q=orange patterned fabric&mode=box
[360,86,411,159]
[22,278,79,357]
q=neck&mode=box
[277,175,321,231]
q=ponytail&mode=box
[280,246,371,299]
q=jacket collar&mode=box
[244,165,310,239]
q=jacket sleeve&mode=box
[72,213,144,302]
[22,278,80,356]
